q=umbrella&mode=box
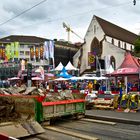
[35,69,41,73]
[54,77,69,81]
[45,73,54,77]
[8,77,20,80]
[31,77,43,80]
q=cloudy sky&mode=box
[0,0,140,43]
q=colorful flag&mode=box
[44,41,49,60]
[88,52,96,67]
[40,45,44,60]
[11,43,15,58]
[14,42,19,58]
[0,46,2,59]
[48,40,54,58]
[5,44,11,60]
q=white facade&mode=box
[73,16,135,75]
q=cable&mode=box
[3,0,135,31]
[0,0,47,26]
[0,0,139,32]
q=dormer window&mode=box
[124,43,127,50]
[112,39,114,45]
[118,41,121,47]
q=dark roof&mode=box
[55,40,81,49]
[95,15,138,44]
[0,35,48,44]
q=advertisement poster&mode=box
[40,45,44,60]
[88,52,96,67]
[14,42,19,58]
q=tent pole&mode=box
[124,76,128,93]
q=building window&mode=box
[20,51,24,55]
[110,56,116,69]
[118,41,121,47]
[111,39,114,45]
[124,43,127,50]
[20,45,24,48]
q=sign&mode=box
[88,52,96,66]
[27,63,32,80]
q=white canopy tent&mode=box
[55,62,64,71]
[65,61,78,70]
[69,76,83,80]
[54,77,69,81]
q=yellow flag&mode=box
[14,42,19,58]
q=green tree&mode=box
[134,36,140,57]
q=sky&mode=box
[0,0,140,43]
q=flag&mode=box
[44,41,49,60]
[0,46,2,59]
[48,40,54,58]
[88,52,96,67]
[5,44,11,60]
[14,42,19,58]
[11,43,15,58]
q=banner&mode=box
[11,43,15,59]
[0,46,2,59]
[48,40,54,58]
[5,44,11,60]
[35,46,39,61]
[2,47,5,60]
[14,42,19,58]
[44,41,49,60]
[30,46,34,61]
[88,52,96,66]
[40,45,44,60]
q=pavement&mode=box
[85,109,140,125]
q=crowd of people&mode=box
[47,80,102,93]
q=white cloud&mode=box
[0,0,140,43]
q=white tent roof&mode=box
[65,61,78,70]
[55,62,64,71]
[54,77,69,81]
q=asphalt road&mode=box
[51,118,140,140]
[22,116,140,140]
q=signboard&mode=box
[88,52,96,67]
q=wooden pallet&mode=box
[93,105,114,110]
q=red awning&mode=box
[109,68,138,75]
[109,52,140,76]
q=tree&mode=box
[134,36,140,57]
